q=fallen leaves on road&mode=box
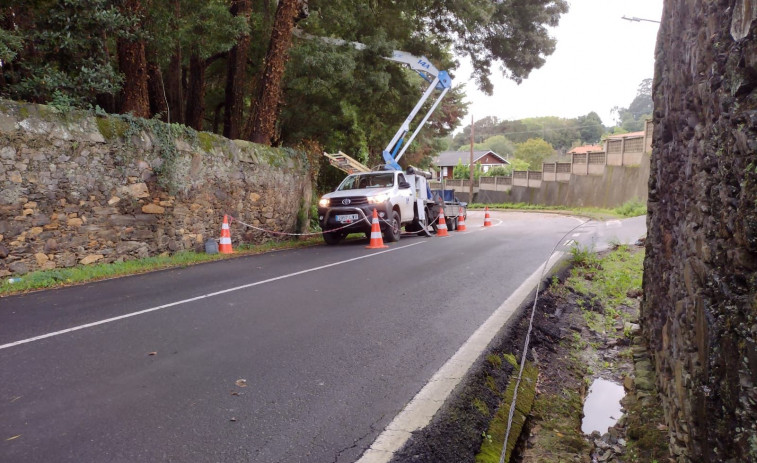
[148,352,157,356]
[235,379,247,387]
[6,435,21,441]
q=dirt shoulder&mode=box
[388,244,669,463]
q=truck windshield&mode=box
[338,173,395,190]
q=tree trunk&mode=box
[223,0,252,140]
[185,53,206,130]
[117,0,150,118]
[165,50,184,125]
[246,0,303,145]
[164,0,184,124]
[212,102,224,134]
[147,59,168,121]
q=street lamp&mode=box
[622,15,661,24]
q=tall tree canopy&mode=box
[612,78,653,132]
[1,0,569,171]
[453,112,605,154]
[513,137,554,169]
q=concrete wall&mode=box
[476,153,650,208]
[0,100,312,277]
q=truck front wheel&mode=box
[322,231,345,245]
[384,210,401,242]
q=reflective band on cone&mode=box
[219,215,233,253]
[456,207,466,231]
[483,206,492,227]
[366,209,388,249]
[436,209,449,237]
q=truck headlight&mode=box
[367,193,389,204]
[319,198,329,207]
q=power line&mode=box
[622,15,660,24]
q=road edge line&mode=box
[356,250,567,463]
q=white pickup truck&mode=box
[317,168,435,245]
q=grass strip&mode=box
[468,199,647,220]
[567,244,645,335]
[0,236,323,296]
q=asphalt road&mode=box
[0,211,645,463]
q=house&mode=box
[567,144,603,155]
[433,150,510,180]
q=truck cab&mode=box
[317,169,433,245]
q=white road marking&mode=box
[606,220,622,228]
[0,242,426,351]
[564,240,577,247]
[572,233,581,237]
[356,251,566,463]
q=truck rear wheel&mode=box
[384,210,401,242]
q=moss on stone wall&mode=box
[96,117,129,141]
[197,131,215,153]
[476,354,538,463]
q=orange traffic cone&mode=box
[366,209,388,249]
[436,208,449,237]
[483,206,492,227]
[219,215,233,253]
[456,207,467,231]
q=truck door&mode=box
[396,173,414,221]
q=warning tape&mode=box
[229,211,442,238]
[227,214,371,237]
[377,212,441,231]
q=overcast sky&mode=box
[455,0,663,129]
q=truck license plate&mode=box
[336,214,358,223]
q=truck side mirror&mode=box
[399,181,411,189]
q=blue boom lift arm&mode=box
[380,51,452,171]
[292,29,453,171]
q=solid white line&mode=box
[0,242,425,351]
[356,251,566,463]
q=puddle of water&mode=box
[581,378,625,435]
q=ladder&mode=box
[323,151,371,175]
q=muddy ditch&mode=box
[388,244,669,463]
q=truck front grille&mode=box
[328,196,368,206]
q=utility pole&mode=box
[469,114,474,202]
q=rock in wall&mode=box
[0,100,313,276]
[642,0,757,461]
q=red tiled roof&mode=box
[605,131,644,140]
[567,145,603,155]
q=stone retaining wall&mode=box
[0,100,312,277]
[642,1,757,461]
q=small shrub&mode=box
[613,199,647,217]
